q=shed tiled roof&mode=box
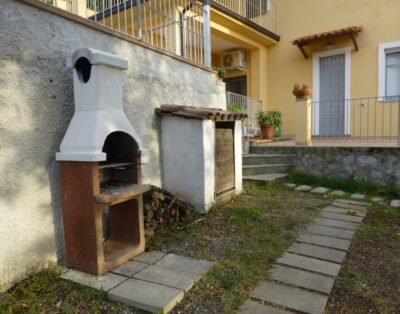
[155,105,247,121]
[293,26,362,46]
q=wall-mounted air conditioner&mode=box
[222,50,246,70]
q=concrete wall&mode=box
[0,0,225,292]
[267,0,400,135]
[160,117,243,213]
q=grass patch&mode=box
[149,181,323,313]
[0,267,138,314]
[288,171,400,199]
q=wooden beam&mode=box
[298,45,309,59]
[351,33,359,51]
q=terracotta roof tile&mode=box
[155,105,247,121]
[293,26,362,46]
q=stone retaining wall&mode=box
[251,146,400,186]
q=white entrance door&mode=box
[313,48,351,136]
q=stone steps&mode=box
[243,153,295,166]
[242,163,293,176]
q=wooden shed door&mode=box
[215,122,235,196]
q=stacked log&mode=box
[143,185,194,240]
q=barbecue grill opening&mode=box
[75,57,92,83]
[99,131,140,191]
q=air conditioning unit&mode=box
[222,50,246,70]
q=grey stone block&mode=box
[155,254,214,275]
[311,187,330,194]
[297,234,351,251]
[61,270,127,292]
[110,261,149,277]
[295,185,313,192]
[319,211,363,223]
[331,190,346,196]
[277,253,341,277]
[238,300,292,314]
[334,199,369,206]
[108,279,184,314]
[371,197,384,203]
[288,242,346,263]
[284,183,297,188]
[133,265,200,292]
[390,200,400,208]
[332,202,367,211]
[132,251,167,264]
[270,264,336,294]
[252,281,328,314]
[351,193,366,200]
[323,206,366,217]
[314,217,358,231]
[306,224,355,240]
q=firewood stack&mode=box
[143,185,194,240]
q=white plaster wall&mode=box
[234,121,243,194]
[0,0,225,292]
[160,116,212,213]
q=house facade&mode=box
[211,0,400,138]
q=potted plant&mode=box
[212,67,226,80]
[292,83,313,100]
[271,111,282,137]
[257,110,281,140]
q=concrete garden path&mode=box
[61,251,213,313]
[239,198,369,314]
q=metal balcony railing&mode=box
[39,0,211,66]
[312,96,400,146]
[226,91,263,138]
[213,0,278,35]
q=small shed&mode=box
[156,105,247,213]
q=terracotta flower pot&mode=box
[261,126,275,140]
[293,88,313,100]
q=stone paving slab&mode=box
[61,270,127,292]
[306,224,355,240]
[371,197,384,203]
[351,193,366,200]
[270,264,336,294]
[133,265,200,292]
[311,187,330,194]
[390,200,400,208]
[110,261,149,277]
[319,211,363,223]
[297,233,351,251]
[155,254,214,275]
[108,279,184,314]
[238,300,293,314]
[284,183,297,188]
[295,185,313,192]
[252,281,328,314]
[277,253,341,277]
[288,242,347,264]
[332,202,367,211]
[334,199,369,206]
[323,206,367,217]
[314,217,358,231]
[132,251,167,264]
[331,190,346,196]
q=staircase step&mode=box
[243,154,295,166]
[242,164,293,176]
[243,173,288,181]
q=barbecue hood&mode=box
[56,47,147,162]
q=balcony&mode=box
[211,0,278,37]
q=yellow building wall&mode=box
[267,0,400,136]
